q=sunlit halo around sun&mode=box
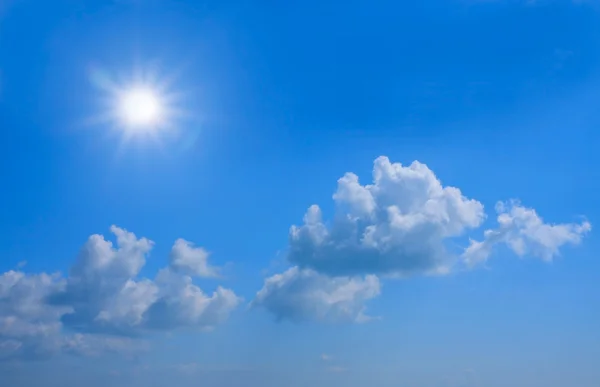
[119,87,163,128]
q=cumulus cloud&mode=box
[0,270,145,361]
[0,271,68,360]
[169,239,219,278]
[53,226,241,335]
[143,268,240,331]
[288,156,485,277]
[0,226,241,360]
[252,267,380,323]
[254,156,590,323]
[463,201,591,266]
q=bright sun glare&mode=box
[88,65,185,141]
[119,87,163,128]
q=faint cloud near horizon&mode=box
[327,366,348,373]
[171,363,258,375]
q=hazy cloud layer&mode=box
[0,226,241,360]
[254,156,590,323]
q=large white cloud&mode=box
[463,201,591,266]
[0,226,241,360]
[254,156,591,323]
[288,156,485,277]
[252,267,380,323]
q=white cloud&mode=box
[169,239,219,277]
[0,226,241,360]
[0,271,68,360]
[255,156,590,323]
[143,268,240,330]
[463,201,591,266]
[55,226,157,334]
[252,267,380,323]
[54,226,241,335]
[0,270,140,361]
[288,156,485,277]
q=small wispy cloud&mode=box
[320,353,332,362]
[320,353,347,373]
[327,366,347,373]
[171,362,257,375]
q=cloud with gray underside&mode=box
[0,226,241,360]
[253,156,590,323]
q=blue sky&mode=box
[1,0,600,386]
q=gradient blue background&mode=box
[1,0,599,386]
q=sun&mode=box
[119,87,163,128]
[87,64,187,142]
